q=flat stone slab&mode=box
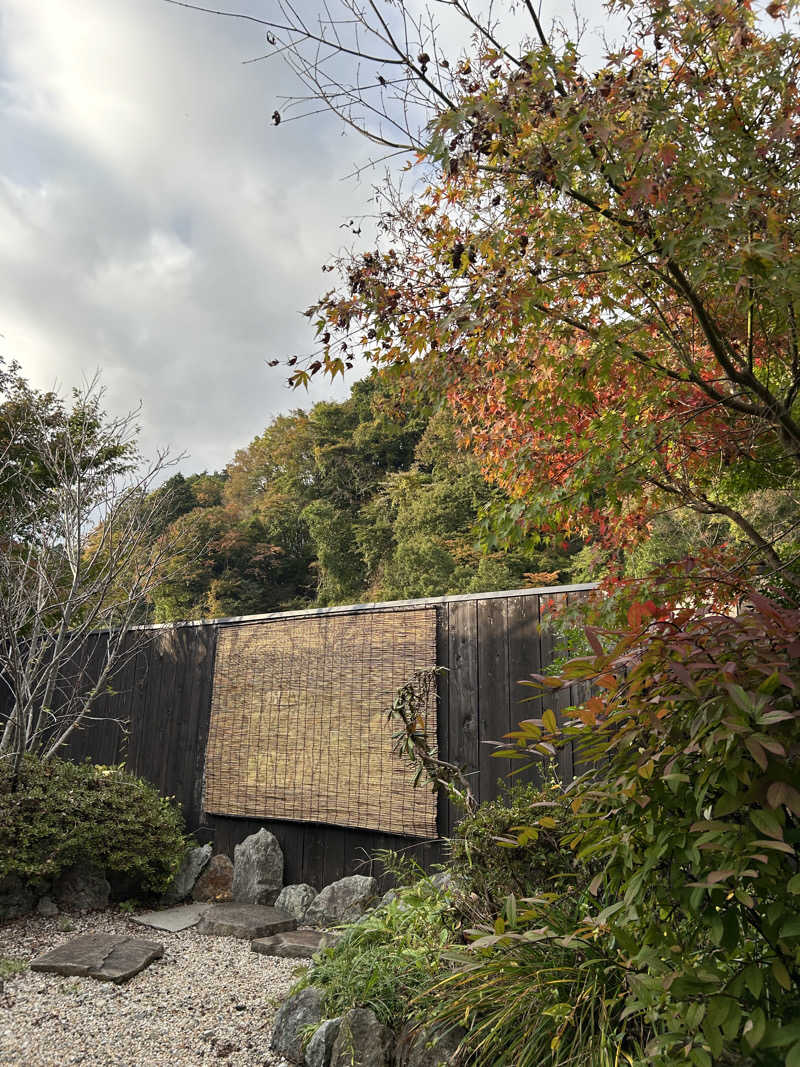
[131,902,210,933]
[30,934,163,983]
[197,902,297,939]
[251,929,336,959]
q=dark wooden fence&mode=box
[40,583,595,887]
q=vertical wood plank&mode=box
[566,590,593,780]
[477,597,510,804]
[108,631,140,767]
[192,625,218,834]
[129,631,166,788]
[303,826,326,888]
[539,592,574,785]
[322,828,347,886]
[507,593,544,788]
[156,628,181,795]
[435,604,452,836]
[447,599,479,818]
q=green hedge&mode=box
[0,756,188,897]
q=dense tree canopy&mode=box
[147,374,571,621]
[227,0,800,589]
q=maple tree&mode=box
[206,0,800,582]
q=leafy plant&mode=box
[502,593,800,1064]
[448,777,587,913]
[295,874,457,1029]
[425,896,647,1067]
[388,668,476,814]
[0,957,27,980]
[0,755,187,896]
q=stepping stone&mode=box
[251,928,336,959]
[132,902,210,933]
[30,933,163,983]
[197,902,297,939]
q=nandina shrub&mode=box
[0,755,187,897]
[503,594,800,1064]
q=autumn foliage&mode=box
[301,0,800,578]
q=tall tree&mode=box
[0,364,185,775]
[177,0,800,587]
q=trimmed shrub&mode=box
[0,755,187,897]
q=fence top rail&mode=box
[126,582,599,633]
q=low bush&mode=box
[425,896,647,1067]
[448,776,586,911]
[0,755,188,897]
[296,872,457,1029]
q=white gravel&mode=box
[0,909,302,1066]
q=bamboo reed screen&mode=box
[203,608,438,836]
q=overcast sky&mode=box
[0,0,612,474]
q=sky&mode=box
[0,0,613,475]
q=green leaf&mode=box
[743,964,764,999]
[787,1041,800,1067]
[542,709,558,734]
[744,1007,767,1050]
[750,808,784,840]
[773,959,792,990]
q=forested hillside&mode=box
[148,374,572,622]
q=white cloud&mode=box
[0,0,375,471]
[0,0,617,472]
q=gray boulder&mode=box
[53,864,110,912]
[304,876,377,928]
[270,986,325,1064]
[306,1018,342,1067]
[36,896,59,917]
[232,828,284,905]
[161,843,212,905]
[0,875,35,922]
[276,883,318,923]
[429,872,453,893]
[330,1008,392,1067]
[394,1024,465,1067]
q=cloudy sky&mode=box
[0,0,611,474]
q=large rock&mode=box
[53,864,110,912]
[192,854,234,902]
[394,1024,465,1067]
[270,986,325,1064]
[305,876,377,928]
[132,903,209,932]
[197,902,296,939]
[233,828,284,905]
[330,1008,392,1067]
[252,929,336,959]
[0,875,35,922]
[306,1018,342,1067]
[162,843,212,905]
[31,933,163,983]
[276,883,318,923]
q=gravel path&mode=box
[0,909,299,1066]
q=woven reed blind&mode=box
[203,607,438,837]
